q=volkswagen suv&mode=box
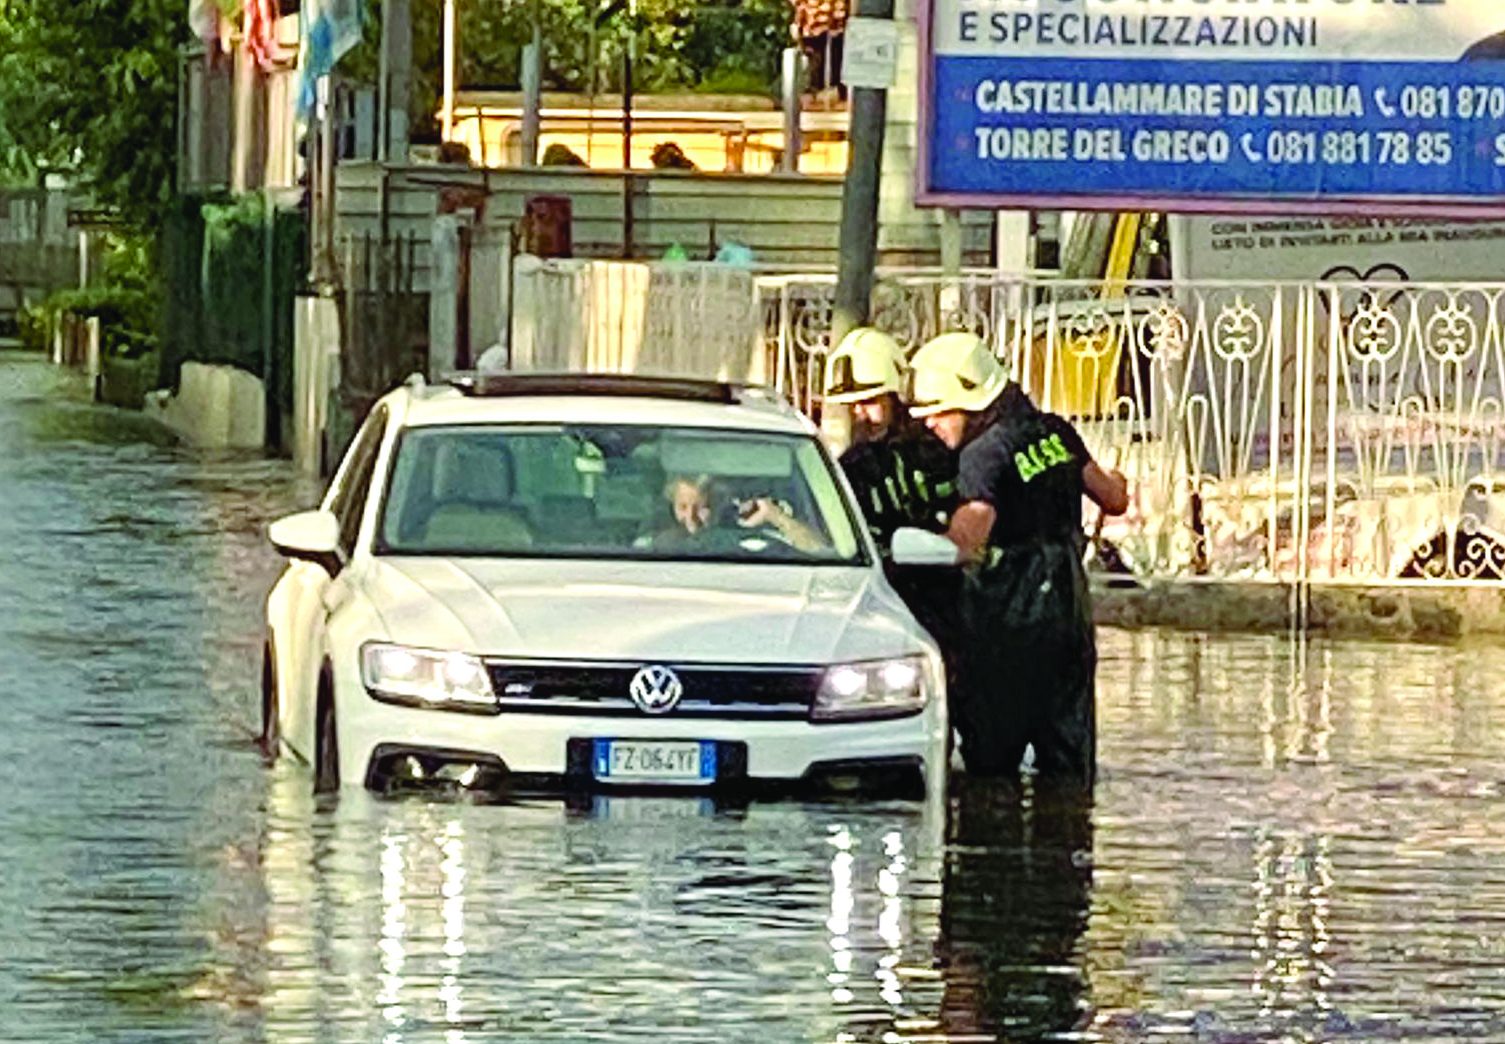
[262,374,947,798]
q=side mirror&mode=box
[268,510,343,574]
[890,527,958,567]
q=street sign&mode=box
[66,207,120,229]
[843,16,900,91]
[918,0,1505,215]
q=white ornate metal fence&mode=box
[756,274,1505,591]
[507,261,1505,590]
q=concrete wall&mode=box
[145,362,266,449]
[333,162,995,290]
[0,189,81,321]
[880,0,936,257]
[1095,581,1505,642]
[885,3,1037,278]
[180,45,233,193]
[179,16,300,196]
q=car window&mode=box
[376,424,866,565]
[331,406,388,556]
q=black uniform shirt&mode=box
[839,420,958,553]
[957,383,1092,549]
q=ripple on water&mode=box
[5,352,1505,1042]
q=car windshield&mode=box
[376,423,866,565]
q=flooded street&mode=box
[6,349,1505,1043]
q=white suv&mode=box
[262,375,948,798]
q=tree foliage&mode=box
[631,0,796,94]
[346,0,795,139]
[0,0,794,196]
[0,0,184,222]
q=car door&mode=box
[277,406,389,761]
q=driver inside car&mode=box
[651,475,827,554]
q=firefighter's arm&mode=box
[1083,461,1129,516]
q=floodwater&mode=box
[4,349,1505,1043]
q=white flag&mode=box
[188,0,219,44]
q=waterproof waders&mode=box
[951,385,1099,788]
[958,541,1096,786]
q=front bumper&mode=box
[341,695,946,799]
[365,742,930,800]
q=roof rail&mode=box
[445,372,743,404]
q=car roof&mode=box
[389,374,817,436]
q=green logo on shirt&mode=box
[1014,434,1074,483]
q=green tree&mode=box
[346,0,795,141]
[633,0,795,94]
[0,0,184,223]
[0,117,37,185]
[0,0,794,192]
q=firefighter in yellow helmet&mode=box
[824,328,957,548]
[907,332,1128,789]
[824,327,961,679]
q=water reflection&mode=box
[378,828,407,1039]
[11,353,1505,1042]
[937,781,1093,1042]
[438,820,467,1036]
[1090,630,1505,1042]
[241,787,945,1043]
[1250,829,1335,1024]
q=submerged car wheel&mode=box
[314,673,340,793]
[259,644,279,759]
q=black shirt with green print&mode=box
[838,420,958,555]
[957,382,1092,550]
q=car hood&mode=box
[359,557,927,665]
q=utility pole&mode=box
[379,0,412,163]
[441,0,458,142]
[312,80,338,286]
[780,46,804,174]
[832,0,894,345]
[621,0,637,258]
[521,1,543,167]
[828,0,895,447]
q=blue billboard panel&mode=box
[920,1,1505,215]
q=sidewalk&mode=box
[1095,578,1505,642]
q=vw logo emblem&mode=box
[629,665,683,715]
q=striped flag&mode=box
[245,0,293,71]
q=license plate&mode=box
[590,796,717,820]
[592,740,717,784]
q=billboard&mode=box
[1167,214,1505,284]
[918,0,1505,215]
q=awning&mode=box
[794,0,848,38]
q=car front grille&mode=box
[484,660,824,719]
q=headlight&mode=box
[812,656,928,723]
[361,643,497,714]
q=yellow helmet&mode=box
[907,331,1008,417]
[823,328,906,404]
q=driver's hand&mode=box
[737,498,784,529]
